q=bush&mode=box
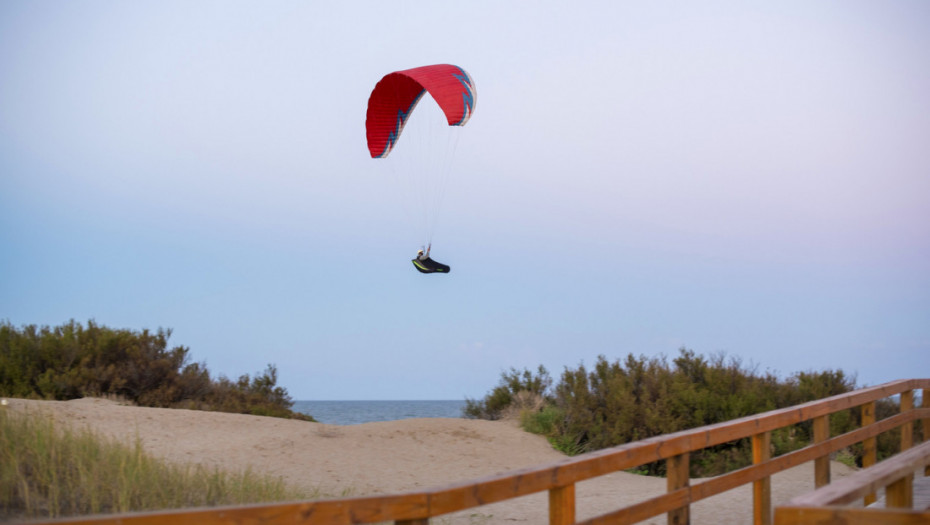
[467,348,869,476]
[0,320,313,421]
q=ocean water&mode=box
[292,400,468,425]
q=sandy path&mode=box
[6,398,858,524]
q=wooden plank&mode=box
[549,484,576,525]
[578,488,690,525]
[753,431,772,525]
[667,453,690,525]
[863,400,878,506]
[426,462,561,515]
[914,474,930,511]
[788,440,930,507]
[775,506,930,525]
[812,414,830,488]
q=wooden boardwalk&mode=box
[915,474,930,510]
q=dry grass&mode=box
[498,391,545,422]
[0,405,312,521]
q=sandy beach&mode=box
[7,398,859,524]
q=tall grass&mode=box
[0,407,311,520]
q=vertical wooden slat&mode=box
[667,453,690,525]
[549,484,575,525]
[752,431,772,525]
[862,401,877,506]
[901,390,914,450]
[899,390,914,503]
[812,414,830,488]
[886,476,913,508]
[924,388,930,476]
[923,388,930,443]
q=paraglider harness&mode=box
[412,244,450,274]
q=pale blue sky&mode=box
[2,1,928,399]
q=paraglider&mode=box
[412,244,450,274]
[366,64,476,274]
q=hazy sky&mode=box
[2,1,928,400]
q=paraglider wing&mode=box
[412,257,451,274]
[366,64,476,158]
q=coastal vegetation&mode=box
[465,349,911,476]
[0,406,311,520]
[3,319,915,485]
[0,320,312,421]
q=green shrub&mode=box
[468,348,872,476]
[521,405,561,436]
[0,320,313,421]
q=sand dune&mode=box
[7,398,858,524]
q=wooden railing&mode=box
[774,440,930,524]
[41,378,930,525]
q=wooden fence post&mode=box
[549,484,575,525]
[812,414,830,488]
[901,390,914,450]
[752,431,772,525]
[862,401,877,506]
[667,453,690,525]
[920,388,930,476]
[899,390,914,504]
[886,476,913,508]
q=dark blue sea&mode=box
[292,400,468,425]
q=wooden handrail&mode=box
[774,440,930,525]
[34,378,930,525]
[785,440,930,507]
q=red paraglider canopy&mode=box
[366,64,476,158]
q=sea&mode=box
[292,400,468,425]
